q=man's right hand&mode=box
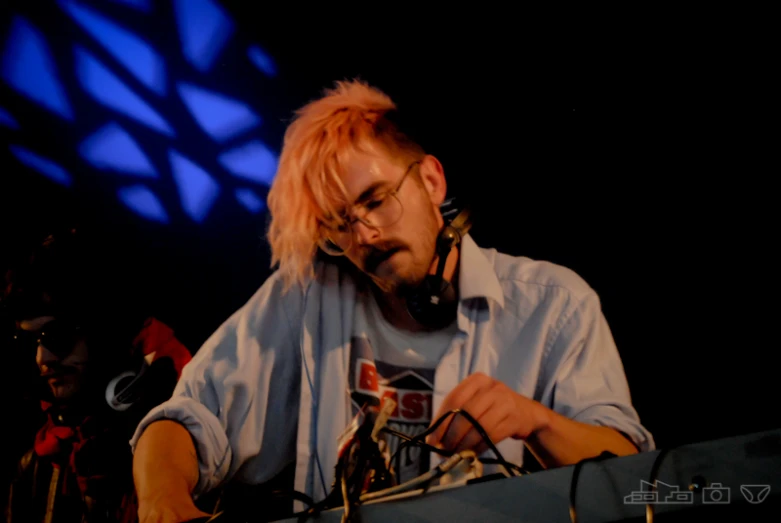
[137,491,211,523]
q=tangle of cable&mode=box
[389,409,520,482]
[382,426,528,477]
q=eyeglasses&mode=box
[12,320,83,359]
[318,160,421,256]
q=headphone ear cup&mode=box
[406,275,458,329]
[105,371,137,411]
[404,206,471,329]
[104,358,151,411]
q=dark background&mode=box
[1,1,776,452]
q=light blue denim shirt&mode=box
[129,235,654,506]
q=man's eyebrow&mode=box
[331,181,391,218]
[354,181,388,205]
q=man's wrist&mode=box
[531,401,555,437]
[514,395,555,440]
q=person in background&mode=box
[2,228,192,523]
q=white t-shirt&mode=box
[349,289,459,482]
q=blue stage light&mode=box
[80,122,157,177]
[247,45,277,77]
[169,150,220,223]
[173,0,234,73]
[60,0,166,95]
[235,188,266,214]
[74,47,174,136]
[177,83,260,142]
[109,0,152,13]
[9,145,73,187]
[0,107,20,129]
[219,140,278,186]
[5,3,281,226]
[1,17,73,120]
[117,185,169,223]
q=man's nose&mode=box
[36,343,59,369]
[353,221,380,246]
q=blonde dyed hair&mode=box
[266,79,425,291]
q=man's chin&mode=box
[368,270,425,295]
[49,383,79,402]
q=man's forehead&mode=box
[333,155,397,210]
[341,153,395,187]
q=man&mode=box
[131,80,654,522]
[3,228,192,522]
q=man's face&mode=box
[334,152,447,293]
[19,316,90,403]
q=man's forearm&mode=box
[133,420,200,501]
[525,408,639,469]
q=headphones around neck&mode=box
[404,200,472,329]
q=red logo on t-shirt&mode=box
[355,358,432,423]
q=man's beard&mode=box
[361,207,441,295]
[364,239,437,295]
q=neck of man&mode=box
[373,245,460,333]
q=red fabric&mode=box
[33,415,74,457]
[33,406,136,518]
[132,317,191,377]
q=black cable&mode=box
[296,410,526,522]
[645,448,671,523]
[478,458,530,476]
[568,451,617,523]
[268,489,316,511]
[383,427,531,477]
[389,409,517,482]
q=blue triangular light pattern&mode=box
[0,107,20,129]
[219,140,278,186]
[177,83,260,142]
[235,188,266,214]
[80,122,157,177]
[109,0,152,13]
[117,185,169,223]
[60,0,166,95]
[169,150,220,223]
[173,0,234,73]
[74,47,174,136]
[9,145,73,187]
[1,17,73,120]
[247,45,277,77]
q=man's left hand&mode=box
[425,372,550,454]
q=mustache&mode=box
[40,366,78,379]
[363,242,405,273]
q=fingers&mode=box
[472,416,518,457]
[439,387,499,451]
[452,402,512,453]
[427,373,493,446]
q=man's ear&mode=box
[418,154,447,206]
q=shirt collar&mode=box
[457,234,505,308]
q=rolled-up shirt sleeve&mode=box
[129,272,303,497]
[539,292,655,452]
